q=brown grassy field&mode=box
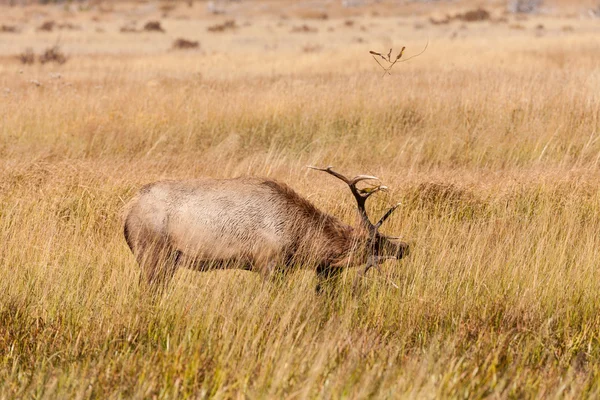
[1,0,600,398]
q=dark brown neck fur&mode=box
[261,179,360,263]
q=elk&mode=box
[123,166,409,292]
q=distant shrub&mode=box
[508,0,543,14]
[207,20,237,32]
[36,20,79,32]
[1,24,19,33]
[143,21,165,32]
[37,20,55,32]
[39,45,68,64]
[120,24,137,33]
[430,8,490,25]
[20,45,68,66]
[456,8,490,22]
[172,38,200,50]
[18,48,35,65]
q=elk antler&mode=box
[308,165,385,231]
[374,202,401,230]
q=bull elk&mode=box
[123,166,409,292]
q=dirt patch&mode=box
[492,16,509,24]
[302,44,322,53]
[295,10,328,20]
[57,22,81,31]
[159,2,177,14]
[290,24,318,33]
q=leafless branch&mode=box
[369,40,429,77]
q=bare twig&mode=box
[398,39,429,64]
[371,55,391,75]
[369,40,429,77]
[380,46,405,77]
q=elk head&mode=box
[308,166,409,275]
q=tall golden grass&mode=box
[1,2,600,397]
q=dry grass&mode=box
[1,0,600,398]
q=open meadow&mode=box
[1,0,600,398]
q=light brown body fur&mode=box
[124,177,368,289]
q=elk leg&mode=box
[259,260,278,283]
[138,241,180,292]
[352,261,376,292]
[315,265,343,294]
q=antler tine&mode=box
[350,175,380,185]
[307,166,380,187]
[374,202,401,229]
[307,165,351,185]
[308,166,399,232]
[308,165,384,230]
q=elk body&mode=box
[123,167,409,291]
